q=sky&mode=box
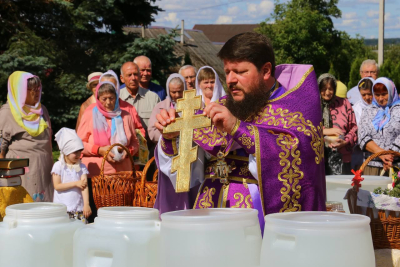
[152,0,400,39]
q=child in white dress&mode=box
[51,127,91,222]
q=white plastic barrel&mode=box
[0,202,84,267]
[260,212,375,267]
[73,207,160,267]
[326,175,391,213]
[160,208,262,267]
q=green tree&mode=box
[0,0,179,134]
[256,0,369,85]
[380,45,400,91]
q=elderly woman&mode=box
[195,66,226,106]
[0,71,53,202]
[148,74,186,143]
[76,72,102,130]
[319,74,358,175]
[77,81,139,176]
[358,77,400,174]
[351,77,375,170]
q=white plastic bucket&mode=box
[73,207,160,267]
[326,175,391,213]
[0,202,84,267]
[160,208,262,267]
[260,212,374,267]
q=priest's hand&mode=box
[155,108,180,139]
[203,102,237,134]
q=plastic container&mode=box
[260,212,374,267]
[160,208,262,267]
[0,202,84,267]
[73,207,160,267]
[326,175,391,213]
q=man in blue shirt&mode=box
[134,55,167,100]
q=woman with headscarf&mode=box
[195,66,226,106]
[77,81,139,176]
[148,74,186,143]
[351,77,374,170]
[318,73,358,175]
[358,77,400,175]
[76,72,102,130]
[0,71,54,202]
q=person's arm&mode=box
[148,106,162,143]
[343,100,358,148]
[52,173,87,192]
[81,174,91,218]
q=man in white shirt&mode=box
[179,65,197,90]
[347,59,379,105]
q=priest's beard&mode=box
[226,80,270,121]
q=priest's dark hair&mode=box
[217,32,275,76]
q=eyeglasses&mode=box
[28,87,41,93]
[184,75,196,79]
[362,71,377,75]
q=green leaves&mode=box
[0,0,177,135]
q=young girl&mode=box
[52,127,91,222]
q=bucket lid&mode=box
[5,202,67,220]
[161,208,257,223]
[265,212,370,230]
[98,207,159,220]
[326,175,391,185]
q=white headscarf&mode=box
[100,70,120,92]
[55,127,84,167]
[195,66,226,105]
[166,73,186,108]
[353,77,374,124]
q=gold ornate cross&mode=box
[163,89,211,192]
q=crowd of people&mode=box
[319,59,400,176]
[0,33,399,223]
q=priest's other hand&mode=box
[155,108,180,139]
[203,102,237,134]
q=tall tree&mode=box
[0,0,179,133]
[257,0,367,84]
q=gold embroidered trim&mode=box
[267,66,314,103]
[270,131,304,212]
[254,126,265,216]
[254,105,324,164]
[199,186,216,209]
[231,193,253,208]
[230,119,241,136]
[239,163,250,176]
[161,138,174,157]
[193,126,226,147]
[247,125,256,136]
[238,133,255,150]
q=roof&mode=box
[193,24,259,44]
[123,26,226,85]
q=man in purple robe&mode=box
[154,32,326,228]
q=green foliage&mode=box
[374,171,400,198]
[380,45,400,90]
[256,0,371,85]
[0,0,180,134]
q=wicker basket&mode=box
[133,156,158,208]
[91,143,140,209]
[348,150,400,249]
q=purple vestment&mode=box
[154,64,326,223]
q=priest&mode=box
[154,32,326,227]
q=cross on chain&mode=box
[163,89,211,192]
